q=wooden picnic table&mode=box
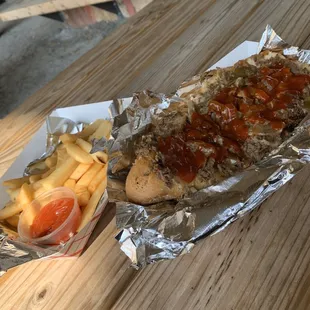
[0,0,310,309]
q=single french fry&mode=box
[29,174,42,184]
[45,156,57,168]
[0,225,19,238]
[40,157,79,190]
[6,188,21,202]
[77,119,105,139]
[6,214,20,228]
[41,167,56,179]
[75,138,91,152]
[33,187,46,199]
[32,180,44,191]
[77,180,107,232]
[88,120,112,141]
[70,163,92,180]
[0,202,23,220]
[88,165,107,194]
[56,148,68,168]
[74,185,91,208]
[17,183,34,207]
[57,143,66,150]
[59,133,78,144]
[64,179,76,191]
[51,152,58,159]
[76,163,102,188]
[2,177,29,188]
[78,192,90,208]
[76,138,108,164]
[65,143,94,164]
[94,151,108,164]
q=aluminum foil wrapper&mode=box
[258,24,310,63]
[111,25,310,268]
[24,116,83,176]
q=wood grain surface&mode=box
[0,0,310,309]
[0,0,113,22]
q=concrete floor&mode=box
[0,16,124,118]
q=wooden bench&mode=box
[0,0,153,25]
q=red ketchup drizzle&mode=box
[158,64,309,183]
[158,136,205,183]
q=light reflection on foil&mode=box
[258,24,310,63]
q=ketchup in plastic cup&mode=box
[18,187,81,245]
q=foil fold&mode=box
[24,116,82,176]
[112,25,310,268]
[258,24,310,63]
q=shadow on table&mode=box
[82,202,117,254]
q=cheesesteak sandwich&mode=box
[125,51,310,205]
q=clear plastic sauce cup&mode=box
[18,187,81,245]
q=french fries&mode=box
[29,174,41,184]
[40,157,79,190]
[6,214,20,228]
[17,183,34,207]
[65,143,94,164]
[0,202,23,220]
[57,143,66,150]
[75,138,92,153]
[64,179,76,191]
[59,133,77,144]
[94,151,108,164]
[76,162,102,187]
[32,181,43,191]
[56,147,68,168]
[1,118,111,239]
[2,177,29,189]
[6,188,21,202]
[41,166,56,179]
[75,185,91,208]
[88,165,107,194]
[33,187,46,199]
[77,119,104,139]
[88,120,112,141]
[76,138,108,164]
[70,163,92,180]
[78,180,107,232]
[45,156,57,168]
